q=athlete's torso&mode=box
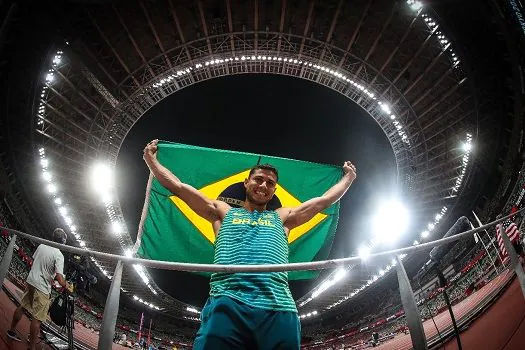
[209,207,297,312]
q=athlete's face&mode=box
[244,169,277,205]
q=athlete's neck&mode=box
[243,199,267,212]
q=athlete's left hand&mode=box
[343,161,357,180]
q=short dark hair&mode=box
[248,163,279,182]
[52,228,67,244]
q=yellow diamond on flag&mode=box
[169,170,327,244]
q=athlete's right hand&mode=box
[143,139,159,162]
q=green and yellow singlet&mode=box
[209,207,297,312]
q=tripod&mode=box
[434,267,462,350]
[65,294,75,349]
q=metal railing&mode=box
[1,209,524,350]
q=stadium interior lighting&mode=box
[300,310,318,319]
[45,72,54,82]
[111,220,124,234]
[91,162,114,195]
[373,200,409,243]
[47,183,57,193]
[325,256,406,310]
[34,15,468,313]
[148,53,414,148]
[186,307,200,314]
[358,245,371,260]
[183,316,200,322]
[334,268,347,281]
[421,230,430,238]
[452,133,473,193]
[409,0,423,11]
[42,171,52,182]
[124,249,133,258]
[133,295,161,310]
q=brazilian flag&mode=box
[137,141,342,280]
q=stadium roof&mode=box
[0,0,523,321]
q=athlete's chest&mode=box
[220,210,285,237]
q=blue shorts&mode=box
[193,296,301,349]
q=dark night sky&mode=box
[117,74,397,307]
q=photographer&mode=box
[68,254,97,295]
[7,228,72,350]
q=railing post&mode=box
[98,260,124,350]
[395,255,428,350]
[0,233,17,285]
[499,229,525,299]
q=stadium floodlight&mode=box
[79,241,85,247]
[187,307,199,314]
[101,193,112,204]
[47,183,57,193]
[42,171,52,182]
[133,295,139,300]
[333,268,347,282]
[428,223,435,230]
[90,162,114,196]
[379,103,391,114]
[41,158,49,168]
[373,200,409,243]
[421,230,430,238]
[410,1,423,11]
[111,221,123,234]
[462,142,472,152]
[58,206,67,216]
[124,249,133,258]
[54,197,62,205]
[358,245,371,260]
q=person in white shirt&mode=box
[7,228,71,349]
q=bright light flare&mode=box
[47,184,57,193]
[373,200,410,243]
[333,268,347,282]
[462,142,472,152]
[42,171,52,182]
[358,245,371,260]
[91,162,114,195]
[111,221,123,234]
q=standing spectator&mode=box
[7,228,71,350]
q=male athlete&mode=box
[143,139,357,349]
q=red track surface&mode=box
[374,271,524,350]
[0,279,128,350]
